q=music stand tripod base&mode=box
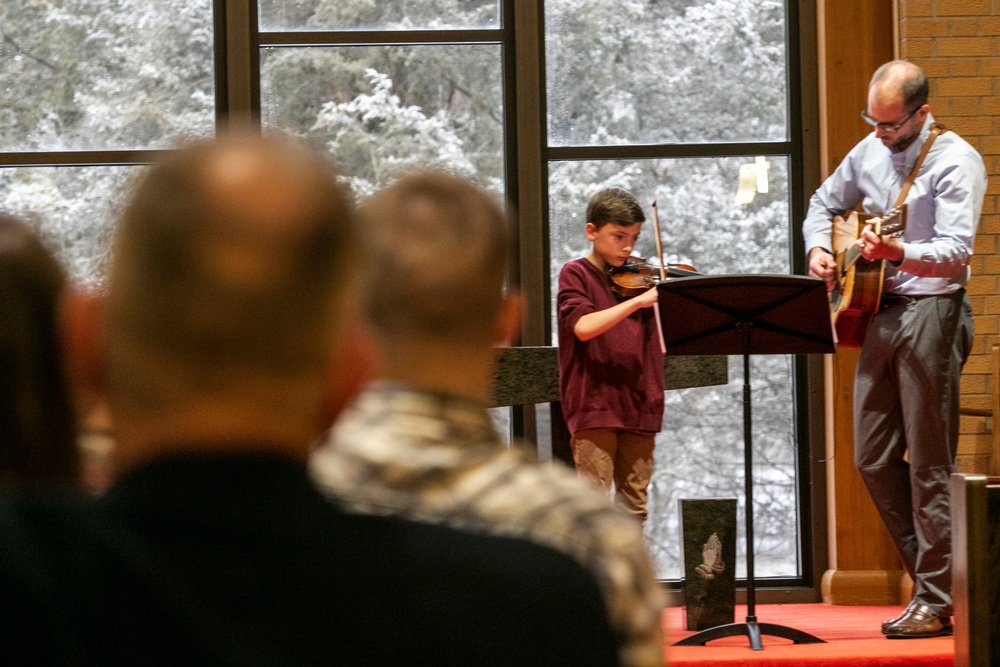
[657,274,832,651]
[673,620,823,651]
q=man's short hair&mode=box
[585,187,645,230]
[105,132,358,416]
[361,170,508,342]
[869,59,929,110]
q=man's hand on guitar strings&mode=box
[807,247,837,292]
[857,224,904,263]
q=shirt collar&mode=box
[354,381,499,440]
[891,113,936,170]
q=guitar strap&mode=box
[893,123,947,209]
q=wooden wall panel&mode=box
[816,0,905,605]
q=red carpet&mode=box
[663,603,954,666]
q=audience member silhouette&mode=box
[0,213,79,487]
[311,170,666,666]
[0,134,618,665]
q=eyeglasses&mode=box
[860,106,920,132]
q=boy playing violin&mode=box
[557,187,665,523]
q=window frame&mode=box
[523,0,824,598]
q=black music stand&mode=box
[658,274,834,651]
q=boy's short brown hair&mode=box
[585,187,645,229]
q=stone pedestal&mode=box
[680,498,737,631]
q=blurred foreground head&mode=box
[88,132,365,467]
[0,213,79,485]
[364,170,511,344]
[360,170,518,397]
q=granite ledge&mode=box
[490,346,727,408]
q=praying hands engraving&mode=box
[695,532,725,580]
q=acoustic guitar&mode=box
[829,205,907,348]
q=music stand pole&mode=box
[738,322,758,628]
[659,274,833,651]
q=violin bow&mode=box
[651,200,667,281]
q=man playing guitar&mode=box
[802,60,986,640]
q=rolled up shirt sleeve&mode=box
[896,152,986,279]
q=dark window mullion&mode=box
[548,142,794,162]
[0,150,168,168]
[259,29,504,47]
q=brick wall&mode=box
[898,0,1000,473]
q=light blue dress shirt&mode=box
[802,114,987,295]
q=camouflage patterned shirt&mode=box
[310,382,666,667]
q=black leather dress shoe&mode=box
[881,600,917,634]
[884,603,953,639]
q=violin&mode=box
[608,256,700,298]
[607,200,700,298]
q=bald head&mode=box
[868,60,928,110]
[104,132,359,450]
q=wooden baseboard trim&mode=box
[821,568,908,605]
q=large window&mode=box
[260,44,504,198]
[257,2,508,198]
[549,154,795,582]
[543,0,809,582]
[0,1,215,287]
[0,0,816,586]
